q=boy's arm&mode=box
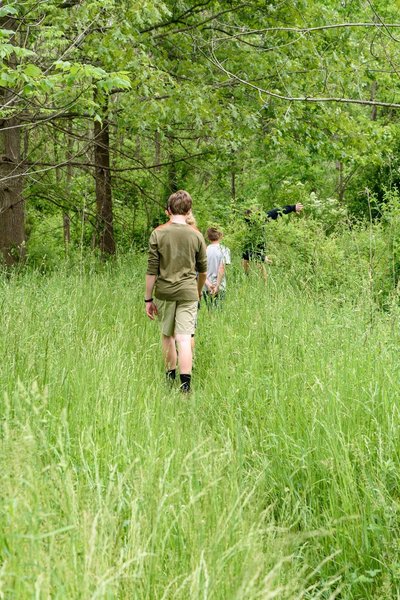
[213,262,225,294]
[145,274,157,298]
[145,231,159,320]
[147,230,159,275]
[197,272,207,299]
[145,275,158,319]
[195,235,208,298]
[223,247,231,265]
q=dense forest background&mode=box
[2,0,400,287]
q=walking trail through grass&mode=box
[1,258,399,598]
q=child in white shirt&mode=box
[203,227,230,308]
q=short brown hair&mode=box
[167,190,192,215]
[207,227,223,242]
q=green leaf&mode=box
[23,63,42,78]
[0,43,15,59]
[0,29,15,38]
[12,46,36,59]
[0,5,18,18]
[0,70,16,86]
[54,61,71,71]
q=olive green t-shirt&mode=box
[147,222,208,301]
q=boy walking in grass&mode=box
[203,227,229,309]
[162,207,200,354]
[145,190,207,393]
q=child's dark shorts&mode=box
[242,247,267,262]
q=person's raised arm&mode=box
[266,203,304,220]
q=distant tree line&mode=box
[2,0,400,265]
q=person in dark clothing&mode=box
[242,203,304,276]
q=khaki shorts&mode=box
[155,299,198,337]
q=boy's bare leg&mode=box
[175,333,192,374]
[162,335,177,370]
[257,263,267,281]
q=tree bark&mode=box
[167,154,178,195]
[370,81,378,121]
[155,130,161,171]
[64,124,73,250]
[231,170,236,202]
[0,17,25,265]
[336,160,344,202]
[94,98,115,255]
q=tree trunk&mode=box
[230,148,237,203]
[167,155,178,195]
[231,170,236,203]
[64,124,73,250]
[94,98,115,256]
[0,122,25,265]
[0,17,25,265]
[371,81,378,121]
[336,160,344,202]
[155,130,161,170]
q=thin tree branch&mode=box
[19,152,210,172]
[152,4,251,40]
[212,22,400,43]
[140,0,213,33]
[0,151,210,184]
[208,49,400,109]
[365,1,400,43]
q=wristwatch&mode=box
[144,298,153,303]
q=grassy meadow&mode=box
[1,256,400,599]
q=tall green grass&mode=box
[1,258,400,599]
